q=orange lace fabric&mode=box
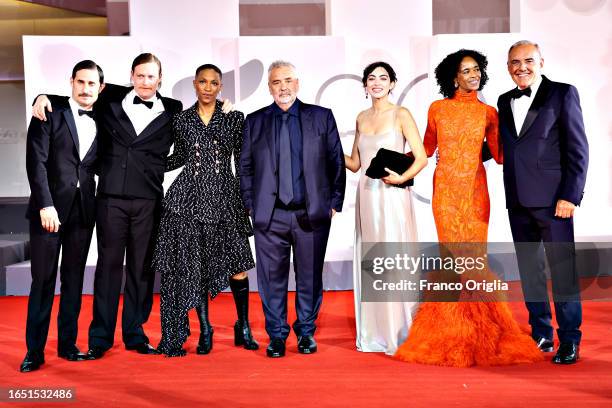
[423,90,502,243]
[394,91,543,367]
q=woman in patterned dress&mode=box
[394,50,543,367]
[154,64,258,357]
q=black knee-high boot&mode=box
[195,295,213,354]
[229,277,259,350]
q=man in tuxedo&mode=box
[34,53,182,358]
[497,41,588,364]
[240,60,345,358]
[22,60,104,372]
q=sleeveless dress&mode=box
[394,91,543,366]
[353,108,419,355]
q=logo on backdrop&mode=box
[171,60,431,204]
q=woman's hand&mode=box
[381,167,407,185]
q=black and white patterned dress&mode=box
[154,100,255,356]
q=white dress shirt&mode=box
[121,89,165,136]
[511,75,542,136]
[68,98,97,188]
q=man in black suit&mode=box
[498,41,589,364]
[35,53,183,358]
[22,60,104,372]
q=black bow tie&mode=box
[133,96,154,109]
[511,87,532,99]
[78,109,94,118]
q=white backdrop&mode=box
[20,0,612,266]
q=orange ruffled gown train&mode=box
[394,91,543,367]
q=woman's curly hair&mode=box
[434,49,489,98]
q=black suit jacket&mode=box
[50,84,183,200]
[26,97,97,226]
[497,76,589,208]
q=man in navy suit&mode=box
[21,60,104,372]
[240,60,345,357]
[498,40,588,364]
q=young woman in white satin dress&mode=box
[344,62,428,354]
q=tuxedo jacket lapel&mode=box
[62,108,80,157]
[137,96,176,142]
[82,138,97,166]
[136,111,171,142]
[499,95,519,139]
[519,76,552,138]
[110,100,138,141]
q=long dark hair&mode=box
[361,61,397,87]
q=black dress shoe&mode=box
[126,343,161,355]
[297,335,317,354]
[20,351,44,373]
[86,346,106,360]
[58,345,92,361]
[266,338,286,358]
[534,337,554,353]
[552,343,580,364]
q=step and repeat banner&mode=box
[18,0,612,268]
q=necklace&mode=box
[197,107,214,125]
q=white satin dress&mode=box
[353,112,419,355]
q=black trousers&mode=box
[25,193,93,352]
[88,196,157,349]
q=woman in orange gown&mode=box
[394,49,543,367]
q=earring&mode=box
[454,81,459,88]
[365,90,368,99]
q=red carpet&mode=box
[1,292,611,407]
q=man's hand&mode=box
[221,98,234,114]
[555,199,575,218]
[33,95,52,121]
[40,206,60,232]
[331,209,337,218]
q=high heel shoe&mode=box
[195,295,213,354]
[230,277,259,350]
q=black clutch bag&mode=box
[365,148,415,188]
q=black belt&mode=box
[274,200,306,211]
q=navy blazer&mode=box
[26,97,98,226]
[497,76,588,208]
[240,100,346,230]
